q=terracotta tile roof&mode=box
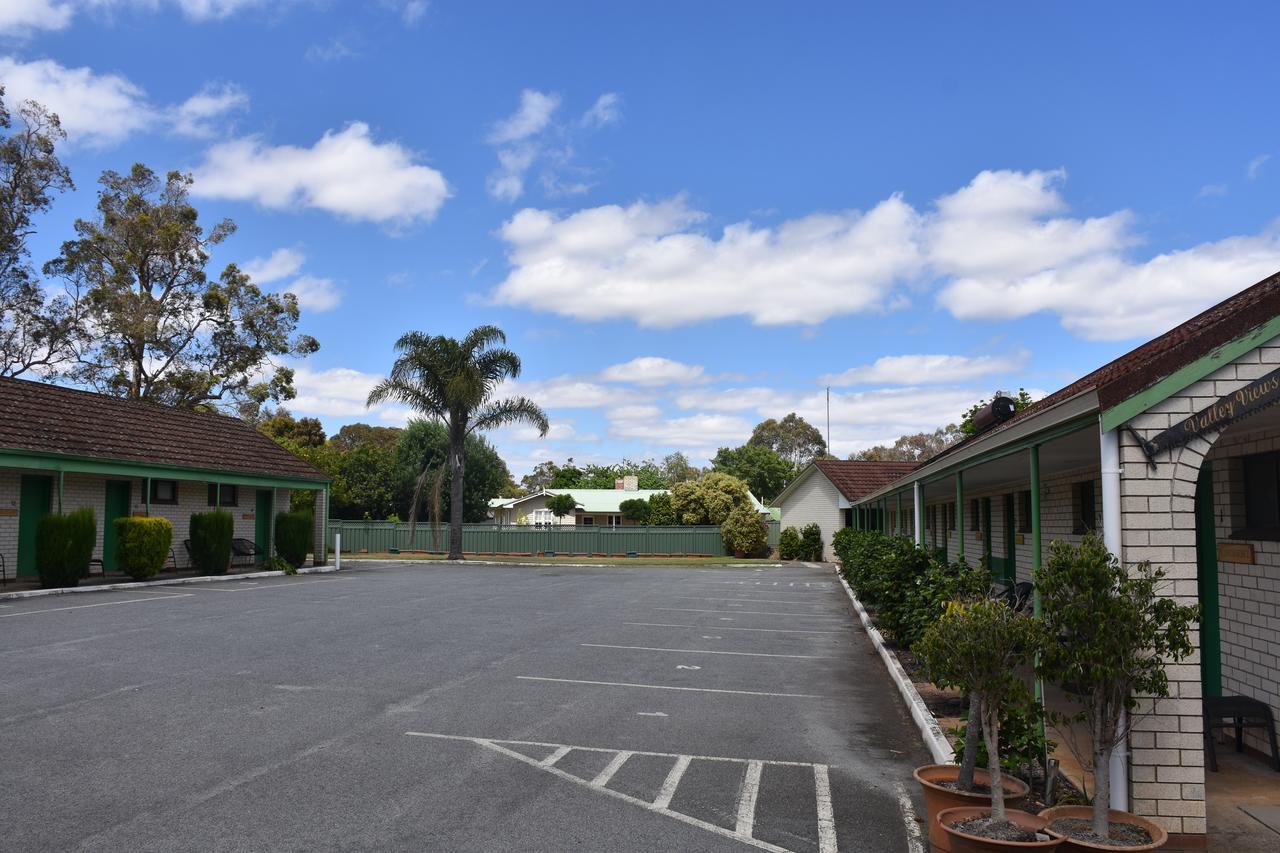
[812,459,920,501]
[925,268,1280,465]
[0,377,328,483]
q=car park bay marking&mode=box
[0,594,195,618]
[625,622,849,635]
[580,644,842,660]
[405,732,835,853]
[516,676,825,699]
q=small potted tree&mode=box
[1036,534,1197,851]
[917,599,1059,851]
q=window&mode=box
[1241,451,1280,538]
[150,479,178,505]
[207,483,238,507]
[1072,480,1096,534]
[581,516,595,526]
[1018,491,1032,533]
[948,502,956,531]
[970,499,980,531]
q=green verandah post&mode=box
[896,491,903,536]
[955,470,965,562]
[1030,444,1049,768]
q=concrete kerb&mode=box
[832,566,954,766]
[0,564,340,601]
[344,557,787,570]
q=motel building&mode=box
[849,271,1280,848]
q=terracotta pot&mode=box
[915,765,1031,853]
[937,807,1064,852]
[1038,806,1168,851]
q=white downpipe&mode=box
[335,533,342,572]
[1100,425,1128,813]
[913,481,924,546]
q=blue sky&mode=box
[4,1,1279,474]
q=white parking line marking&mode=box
[675,664,701,670]
[653,754,691,809]
[0,594,195,618]
[541,745,572,767]
[581,643,842,660]
[591,751,632,787]
[636,711,668,717]
[626,622,848,635]
[516,676,825,698]
[736,760,763,838]
[814,764,837,853]
[192,579,347,592]
[656,608,848,618]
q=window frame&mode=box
[1238,451,1280,540]
[207,483,239,508]
[150,479,179,505]
[1018,490,1032,534]
[1072,480,1096,535]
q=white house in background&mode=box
[489,477,770,527]
[771,459,919,559]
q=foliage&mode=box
[188,511,234,575]
[45,164,318,409]
[393,419,516,524]
[619,497,651,524]
[546,492,577,520]
[778,526,802,560]
[367,325,548,559]
[711,443,794,503]
[646,492,676,526]
[661,451,700,484]
[721,504,768,556]
[959,389,1035,437]
[114,516,173,581]
[748,413,827,469]
[915,599,1048,819]
[329,423,402,452]
[851,426,961,463]
[1036,533,1199,835]
[335,440,400,520]
[275,510,313,568]
[799,523,824,561]
[947,681,1056,781]
[35,508,96,588]
[256,408,326,448]
[0,87,78,379]
[671,472,754,525]
[524,457,668,492]
[259,555,297,575]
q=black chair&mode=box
[990,581,1035,614]
[0,552,6,586]
[231,538,264,568]
[1204,695,1280,772]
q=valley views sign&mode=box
[1135,367,1280,461]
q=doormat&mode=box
[1240,805,1280,835]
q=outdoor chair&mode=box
[1204,695,1280,772]
[230,538,265,568]
[0,552,6,586]
[990,580,1034,614]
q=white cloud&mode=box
[495,375,634,410]
[493,194,922,326]
[823,351,1028,387]
[599,356,706,386]
[581,92,621,128]
[243,247,305,283]
[1198,183,1228,198]
[672,386,792,413]
[398,0,428,25]
[486,144,537,203]
[305,36,358,63]
[289,365,384,418]
[191,122,451,226]
[171,81,247,137]
[0,0,72,36]
[286,275,341,312]
[1248,153,1271,181]
[0,56,155,146]
[488,89,560,145]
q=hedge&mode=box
[36,508,96,588]
[189,511,234,575]
[778,526,802,560]
[721,504,768,556]
[275,510,313,568]
[799,523,824,561]
[115,517,173,581]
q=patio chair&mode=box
[230,538,265,568]
[0,552,5,586]
[1204,695,1280,772]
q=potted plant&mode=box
[917,598,1059,851]
[1035,534,1197,851]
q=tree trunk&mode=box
[984,703,1005,820]
[1092,697,1113,839]
[447,422,466,560]
[958,691,982,790]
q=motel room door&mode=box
[17,474,53,578]
[101,480,132,571]
[255,490,273,558]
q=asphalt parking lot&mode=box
[0,561,929,852]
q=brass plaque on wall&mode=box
[1217,542,1255,565]
[0,507,17,517]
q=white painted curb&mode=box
[834,567,955,765]
[0,564,339,601]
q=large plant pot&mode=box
[938,807,1064,852]
[915,765,1031,853]
[1038,806,1168,851]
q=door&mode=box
[1195,462,1222,698]
[17,475,53,577]
[1003,493,1017,585]
[981,496,993,570]
[255,489,273,559]
[102,480,132,571]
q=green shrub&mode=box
[114,517,173,581]
[275,510,313,568]
[189,511,234,575]
[646,492,676,526]
[946,680,1056,781]
[778,526,802,559]
[259,555,297,575]
[721,504,768,556]
[799,523,824,561]
[35,508,96,588]
[619,497,651,525]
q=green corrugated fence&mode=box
[326,521,781,557]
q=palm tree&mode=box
[367,326,548,559]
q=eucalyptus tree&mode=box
[367,326,548,560]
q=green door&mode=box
[1195,463,1222,698]
[17,475,53,577]
[255,490,273,559]
[102,480,132,571]
[1004,493,1017,585]
[981,496,993,570]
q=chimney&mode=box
[623,475,639,491]
[615,479,625,490]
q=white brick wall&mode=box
[777,469,844,560]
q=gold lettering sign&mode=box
[1217,542,1255,565]
[1139,367,1280,460]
